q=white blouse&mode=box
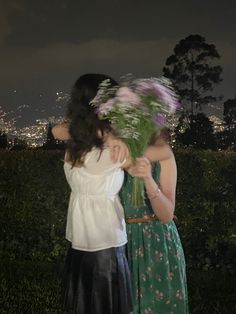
[63,147,127,251]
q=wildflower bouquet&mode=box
[92,77,180,207]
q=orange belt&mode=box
[126,214,158,224]
[126,215,178,224]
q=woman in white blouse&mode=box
[59,74,132,314]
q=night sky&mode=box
[1,0,236,127]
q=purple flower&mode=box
[94,107,100,115]
[153,113,166,126]
[175,101,181,110]
[116,87,140,105]
[136,80,179,114]
[153,83,180,113]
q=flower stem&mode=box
[131,177,145,208]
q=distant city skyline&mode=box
[0,1,236,127]
[0,86,226,129]
[1,112,227,148]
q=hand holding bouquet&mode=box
[92,77,180,207]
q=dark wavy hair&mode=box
[66,73,118,166]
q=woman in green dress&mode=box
[120,130,188,314]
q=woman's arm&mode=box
[54,124,131,167]
[130,144,176,224]
[52,121,132,169]
[52,123,70,140]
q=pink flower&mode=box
[116,87,141,105]
[136,80,179,114]
[98,99,115,115]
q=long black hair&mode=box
[66,73,118,166]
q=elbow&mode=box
[160,205,175,224]
[51,125,69,141]
[51,127,57,139]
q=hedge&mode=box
[0,150,235,313]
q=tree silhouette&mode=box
[163,34,222,114]
[224,97,236,129]
[0,131,8,149]
[216,97,236,150]
[175,113,216,149]
[10,138,28,151]
[215,129,235,151]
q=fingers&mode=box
[117,142,130,163]
[124,146,130,161]
[110,145,120,162]
[118,145,126,163]
[129,165,149,178]
[136,156,150,166]
[110,143,129,163]
[130,169,147,178]
[135,159,150,170]
[109,143,126,163]
[129,156,152,179]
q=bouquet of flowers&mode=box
[92,76,180,207]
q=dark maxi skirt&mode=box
[63,245,133,314]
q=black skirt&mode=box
[63,245,133,314]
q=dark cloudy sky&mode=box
[1,0,236,126]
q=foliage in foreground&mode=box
[0,150,235,313]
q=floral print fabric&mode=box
[120,164,188,314]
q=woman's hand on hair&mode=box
[106,136,130,163]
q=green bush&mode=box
[0,150,70,262]
[175,150,236,273]
[0,259,64,314]
[0,150,235,313]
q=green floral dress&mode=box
[120,163,188,314]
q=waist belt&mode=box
[126,214,177,224]
[126,214,158,224]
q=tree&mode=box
[10,138,28,151]
[215,129,236,151]
[223,97,236,129]
[175,113,216,149]
[216,97,236,150]
[0,131,8,149]
[163,34,222,114]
